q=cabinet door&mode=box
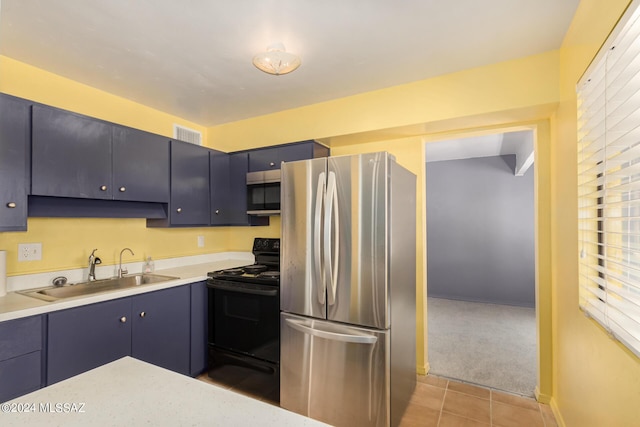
[0,315,43,401]
[32,105,113,199]
[0,352,42,402]
[210,152,230,225]
[248,146,280,171]
[131,286,190,376]
[278,142,315,164]
[0,95,30,231]
[170,140,210,225]
[190,281,208,377]
[47,298,132,385]
[229,153,266,225]
[112,127,170,203]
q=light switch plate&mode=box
[197,235,205,248]
[18,243,42,261]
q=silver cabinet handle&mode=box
[6,202,16,208]
[119,186,126,192]
[139,311,146,318]
[176,208,182,213]
[120,316,127,323]
[269,162,276,167]
[215,209,220,215]
[100,185,107,191]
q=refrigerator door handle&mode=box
[285,318,378,345]
[314,172,326,305]
[324,171,340,306]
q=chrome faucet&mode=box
[88,249,102,282]
[118,248,135,278]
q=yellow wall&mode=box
[0,56,239,275]
[552,0,640,426]
[208,51,560,151]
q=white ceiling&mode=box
[0,0,579,127]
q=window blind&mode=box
[577,0,640,358]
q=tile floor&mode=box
[198,371,558,427]
[400,375,558,427]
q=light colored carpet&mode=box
[427,297,536,397]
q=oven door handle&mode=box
[207,282,278,297]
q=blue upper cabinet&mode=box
[248,141,329,172]
[111,126,170,203]
[210,152,268,226]
[165,140,211,226]
[32,105,113,199]
[210,151,231,225]
[32,105,170,203]
[0,94,30,231]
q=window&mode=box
[577,0,640,358]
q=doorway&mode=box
[425,130,537,397]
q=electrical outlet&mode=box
[197,235,205,248]
[18,243,42,261]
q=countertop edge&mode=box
[0,256,252,323]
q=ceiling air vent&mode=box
[173,124,202,145]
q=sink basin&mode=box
[18,273,180,302]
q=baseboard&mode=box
[534,386,551,404]
[549,397,567,427]
[417,362,430,376]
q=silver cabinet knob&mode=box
[6,202,16,208]
[269,162,276,167]
[176,207,182,213]
[139,311,146,318]
[120,316,127,323]
[119,186,126,192]
[215,209,220,215]
[100,185,107,191]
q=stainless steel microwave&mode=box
[246,170,281,215]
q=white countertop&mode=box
[0,357,329,426]
[0,254,253,322]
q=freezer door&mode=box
[280,312,389,427]
[327,153,389,328]
[281,158,328,319]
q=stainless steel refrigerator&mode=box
[280,152,416,427]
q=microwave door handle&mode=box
[285,318,378,344]
[314,172,326,305]
[324,171,339,306]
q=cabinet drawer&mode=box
[0,351,42,402]
[0,316,42,361]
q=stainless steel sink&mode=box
[18,273,180,302]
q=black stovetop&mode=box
[207,238,280,286]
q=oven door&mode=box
[207,280,280,363]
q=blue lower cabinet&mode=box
[0,352,42,402]
[46,285,193,386]
[131,286,190,375]
[0,315,43,402]
[190,281,208,376]
[47,298,132,385]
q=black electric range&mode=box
[206,237,280,402]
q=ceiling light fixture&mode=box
[252,43,301,76]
